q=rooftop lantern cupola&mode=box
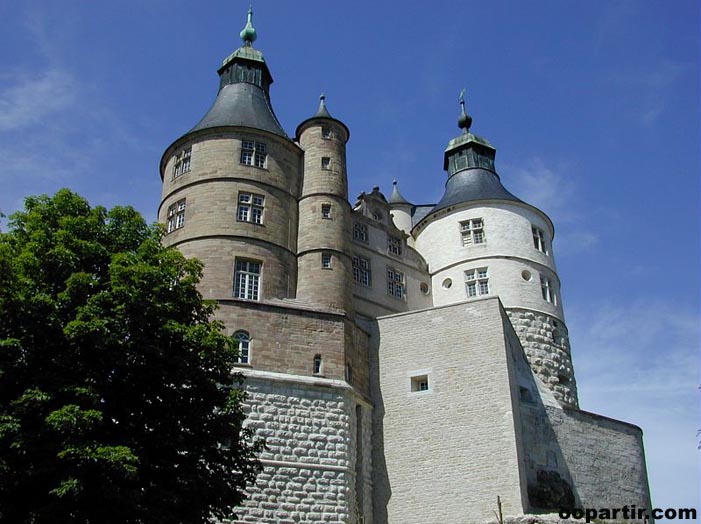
[217,6,272,95]
[429,90,521,213]
[187,6,287,137]
[443,90,497,176]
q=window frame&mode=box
[386,266,406,300]
[321,252,332,269]
[240,140,267,168]
[166,199,186,233]
[237,192,265,225]
[353,223,369,243]
[321,204,332,219]
[352,255,371,286]
[465,267,489,297]
[540,274,557,305]
[532,226,549,254]
[460,218,486,246]
[172,147,192,179]
[233,331,251,365]
[387,235,402,256]
[234,259,261,300]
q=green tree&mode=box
[0,190,261,524]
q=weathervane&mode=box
[458,88,472,132]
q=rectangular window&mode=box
[321,126,332,139]
[172,147,192,178]
[233,331,250,365]
[321,157,331,170]
[352,255,371,286]
[532,226,548,254]
[387,236,402,256]
[460,218,485,246]
[540,274,556,304]
[321,204,332,219]
[411,375,430,392]
[237,192,264,224]
[353,223,368,243]
[387,267,405,300]
[465,267,489,297]
[321,252,332,269]
[167,199,186,233]
[234,259,261,300]
[240,140,267,168]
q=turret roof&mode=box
[389,180,411,205]
[187,7,287,138]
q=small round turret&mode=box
[388,180,414,235]
[295,95,353,313]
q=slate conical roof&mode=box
[295,94,350,141]
[188,7,287,137]
[389,180,411,205]
[432,91,522,213]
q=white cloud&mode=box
[607,59,689,127]
[568,300,701,521]
[0,69,76,131]
[507,157,600,256]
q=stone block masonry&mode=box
[370,297,528,523]
[230,372,372,524]
[506,308,578,407]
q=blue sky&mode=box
[1,0,699,520]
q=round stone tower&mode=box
[413,93,578,407]
[294,95,354,313]
[158,8,302,302]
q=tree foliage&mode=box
[0,190,261,524]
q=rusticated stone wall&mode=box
[506,308,578,407]
[230,372,372,524]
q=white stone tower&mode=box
[412,93,578,406]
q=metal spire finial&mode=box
[240,5,257,46]
[313,93,332,118]
[457,88,472,133]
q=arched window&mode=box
[233,331,250,364]
[313,354,322,375]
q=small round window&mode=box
[420,282,430,295]
[442,278,452,289]
[521,270,532,281]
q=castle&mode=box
[158,10,651,523]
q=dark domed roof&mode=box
[432,167,523,213]
[189,82,287,137]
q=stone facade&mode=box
[229,372,372,524]
[506,309,577,407]
[369,298,529,523]
[157,13,651,524]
